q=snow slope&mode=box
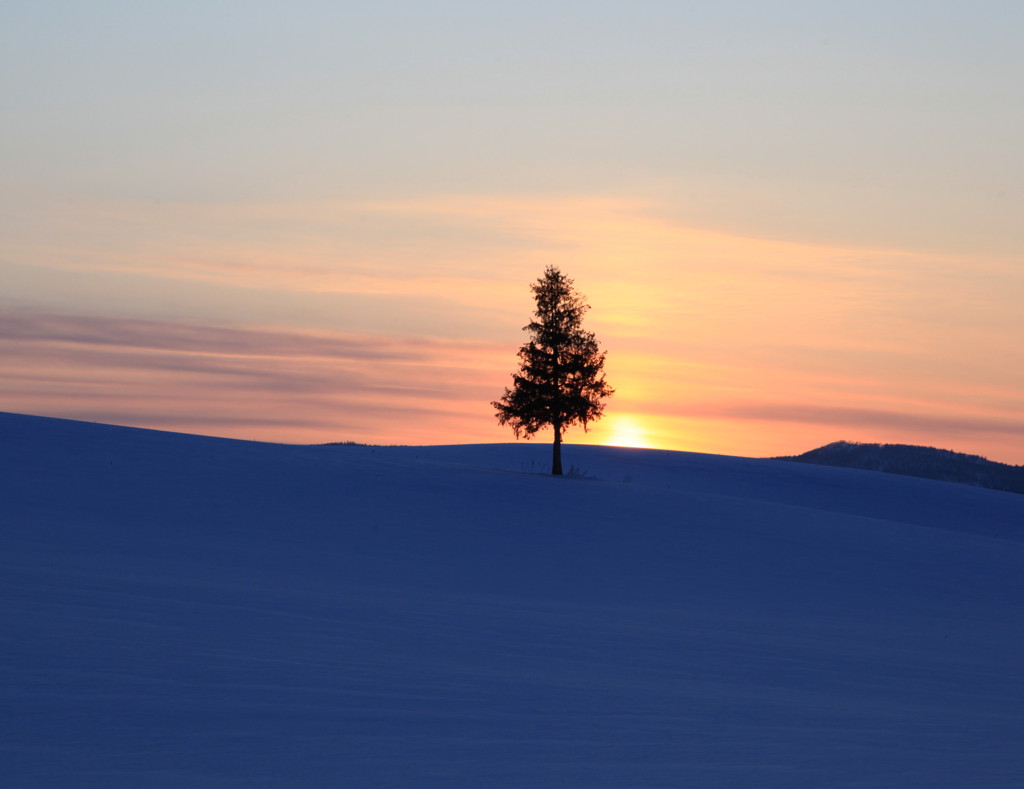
[2,412,1023,788]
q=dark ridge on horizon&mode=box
[777,440,1024,495]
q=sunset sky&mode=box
[3,1,1023,462]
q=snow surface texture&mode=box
[3,411,1023,788]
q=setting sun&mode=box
[603,415,650,449]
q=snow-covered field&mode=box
[3,411,1023,788]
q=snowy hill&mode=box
[3,412,1023,788]
[778,440,1024,495]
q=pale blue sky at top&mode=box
[5,1,1022,245]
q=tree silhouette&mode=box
[492,266,613,475]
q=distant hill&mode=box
[777,441,1024,495]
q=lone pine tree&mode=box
[492,266,613,475]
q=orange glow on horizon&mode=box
[5,194,1024,464]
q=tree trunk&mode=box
[551,422,563,475]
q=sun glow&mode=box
[602,415,650,449]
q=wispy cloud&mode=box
[0,310,509,444]
[693,402,1024,439]
[0,311,432,362]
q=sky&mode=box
[2,1,1023,462]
